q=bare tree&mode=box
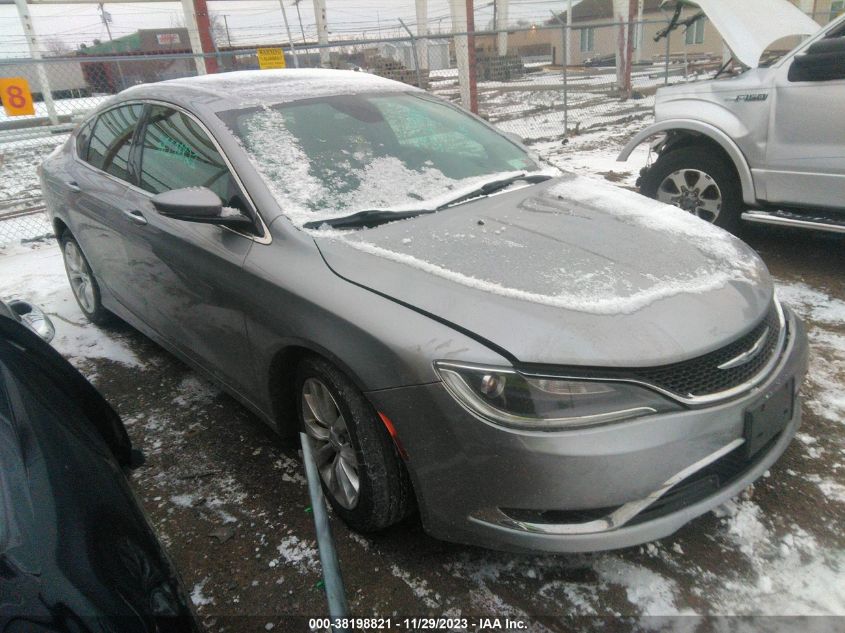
[171,10,228,47]
[43,38,71,57]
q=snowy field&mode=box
[0,70,843,630]
[0,118,843,630]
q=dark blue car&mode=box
[0,299,201,632]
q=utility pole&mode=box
[635,0,644,64]
[278,0,300,67]
[222,14,232,48]
[495,0,508,56]
[450,0,479,113]
[312,0,329,66]
[12,0,57,124]
[624,0,636,98]
[292,0,309,64]
[180,0,208,74]
[98,3,126,89]
[613,0,637,96]
[415,0,429,70]
[465,0,478,113]
[192,0,219,73]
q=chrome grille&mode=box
[633,304,783,399]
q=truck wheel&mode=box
[640,146,743,234]
[296,355,413,532]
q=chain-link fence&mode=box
[1,9,839,246]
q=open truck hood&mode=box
[665,0,820,68]
[313,175,773,368]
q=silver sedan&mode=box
[40,69,808,552]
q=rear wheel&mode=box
[295,355,413,532]
[640,146,743,234]
[60,232,112,325]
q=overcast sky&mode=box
[0,0,573,56]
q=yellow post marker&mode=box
[0,77,36,117]
[257,48,287,70]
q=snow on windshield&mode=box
[237,108,522,227]
[315,174,767,316]
[223,92,544,228]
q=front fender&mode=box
[617,119,757,206]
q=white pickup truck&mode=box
[618,0,845,235]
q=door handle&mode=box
[66,181,81,193]
[123,209,148,226]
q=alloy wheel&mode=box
[301,377,361,509]
[63,241,96,313]
[656,168,723,223]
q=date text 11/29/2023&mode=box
[308,617,530,631]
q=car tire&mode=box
[59,232,112,326]
[295,355,413,532]
[640,146,743,234]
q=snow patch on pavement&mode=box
[276,535,319,571]
[710,500,845,615]
[0,240,143,368]
[592,557,684,616]
[190,577,214,606]
[172,375,220,408]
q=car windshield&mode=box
[219,92,540,228]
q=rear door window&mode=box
[137,105,244,209]
[86,104,143,182]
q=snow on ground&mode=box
[4,235,842,622]
[0,239,142,368]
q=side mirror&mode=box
[789,36,845,82]
[151,187,255,231]
[6,300,55,342]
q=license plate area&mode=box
[743,379,794,459]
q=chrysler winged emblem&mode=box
[718,327,770,371]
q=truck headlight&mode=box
[434,361,680,430]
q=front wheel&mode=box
[295,355,413,532]
[640,146,743,234]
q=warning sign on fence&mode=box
[257,48,286,70]
[0,77,35,117]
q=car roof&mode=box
[118,68,420,115]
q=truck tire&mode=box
[296,355,413,532]
[640,146,743,234]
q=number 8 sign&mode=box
[0,77,36,117]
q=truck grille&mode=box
[634,303,783,399]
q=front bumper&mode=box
[367,307,809,553]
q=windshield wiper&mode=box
[303,208,434,230]
[435,173,552,210]
[304,173,552,230]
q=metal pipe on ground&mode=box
[300,431,349,632]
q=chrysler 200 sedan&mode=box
[40,69,808,553]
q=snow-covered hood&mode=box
[314,175,773,367]
[666,0,819,68]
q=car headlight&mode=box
[434,362,681,431]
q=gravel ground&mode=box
[1,131,844,632]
